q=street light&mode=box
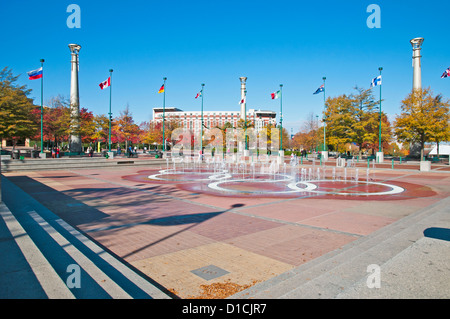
[39,59,45,154]
[108,69,113,152]
[162,77,167,152]
[378,67,383,153]
[322,77,326,153]
[279,84,283,151]
[200,83,205,156]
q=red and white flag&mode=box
[99,77,111,90]
[441,67,450,79]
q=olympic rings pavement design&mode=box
[148,170,405,196]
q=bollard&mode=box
[367,158,370,169]
[400,156,402,164]
[392,158,394,169]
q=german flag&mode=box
[158,84,165,93]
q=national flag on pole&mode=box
[195,91,202,99]
[371,75,382,87]
[158,84,165,93]
[27,67,43,80]
[271,90,281,99]
[99,77,111,90]
[313,84,324,95]
[239,96,246,104]
[441,67,450,79]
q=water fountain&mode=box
[148,153,405,198]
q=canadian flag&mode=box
[99,77,111,90]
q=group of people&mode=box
[51,147,60,158]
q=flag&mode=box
[313,84,324,94]
[27,67,43,80]
[371,75,382,87]
[158,84,165,93]
[99,77,111,90]
[441,67,450,79]
[239,96,246,104]
[271,90,281,99]
[195,91,202,99]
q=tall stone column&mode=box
[239,77,247,120]
[410,37,424,91]
[69,44,82,153]
[239,77,247,156]
[410,37,429,170]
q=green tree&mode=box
[0,67,38,148]
[394,88,450,160]
[323,94,355,152]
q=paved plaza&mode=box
[1,159,450,299]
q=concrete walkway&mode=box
[1,165,449,299]
[0,177,172,299]
[231,196,450,298]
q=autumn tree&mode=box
[32,95,71,146]
[112,104,140,149]
[92,114,110,145]
[292,112,321,151]
[394,88,450,160]
[323,94,355,152]
[0,67,38,148]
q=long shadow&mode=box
[121,204,245,259]
[424,227,450,242]
[4,174,247,298]
[2,174,219,299]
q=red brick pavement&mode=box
[4,164,449,298]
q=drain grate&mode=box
[191,265,230,281]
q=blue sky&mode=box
[1,0,449,134]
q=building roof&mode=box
[428,144,450,155]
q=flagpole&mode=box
[200,83,205,156]
[279,84,283,151]
[378,67,383,153]
[162,77,167,152]
[40,59,44,154]
[322,76,326,152]
[108,69,113,152]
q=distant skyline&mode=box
[1,0,449,134]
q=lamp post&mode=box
[322,77,328,160]
[279,84,283,152]
[378,67,383,153]
[162,77,167,152]
[200,83,205,154]
[39,59,44,154]
[108,69,113,152]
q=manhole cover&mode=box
[191,265,230,280]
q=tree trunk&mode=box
[436,141,440,160]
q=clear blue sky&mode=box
[1,0,449,134]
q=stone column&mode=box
[410,37,424,91]
[239,77,247,120]
[69,44,82,153]
[239,77,247,156]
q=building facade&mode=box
[151,107,277,133]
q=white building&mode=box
[151,108,277,133]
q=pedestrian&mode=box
[51,147,56,158]
[56,147,60,158]
[89,146,94,157]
